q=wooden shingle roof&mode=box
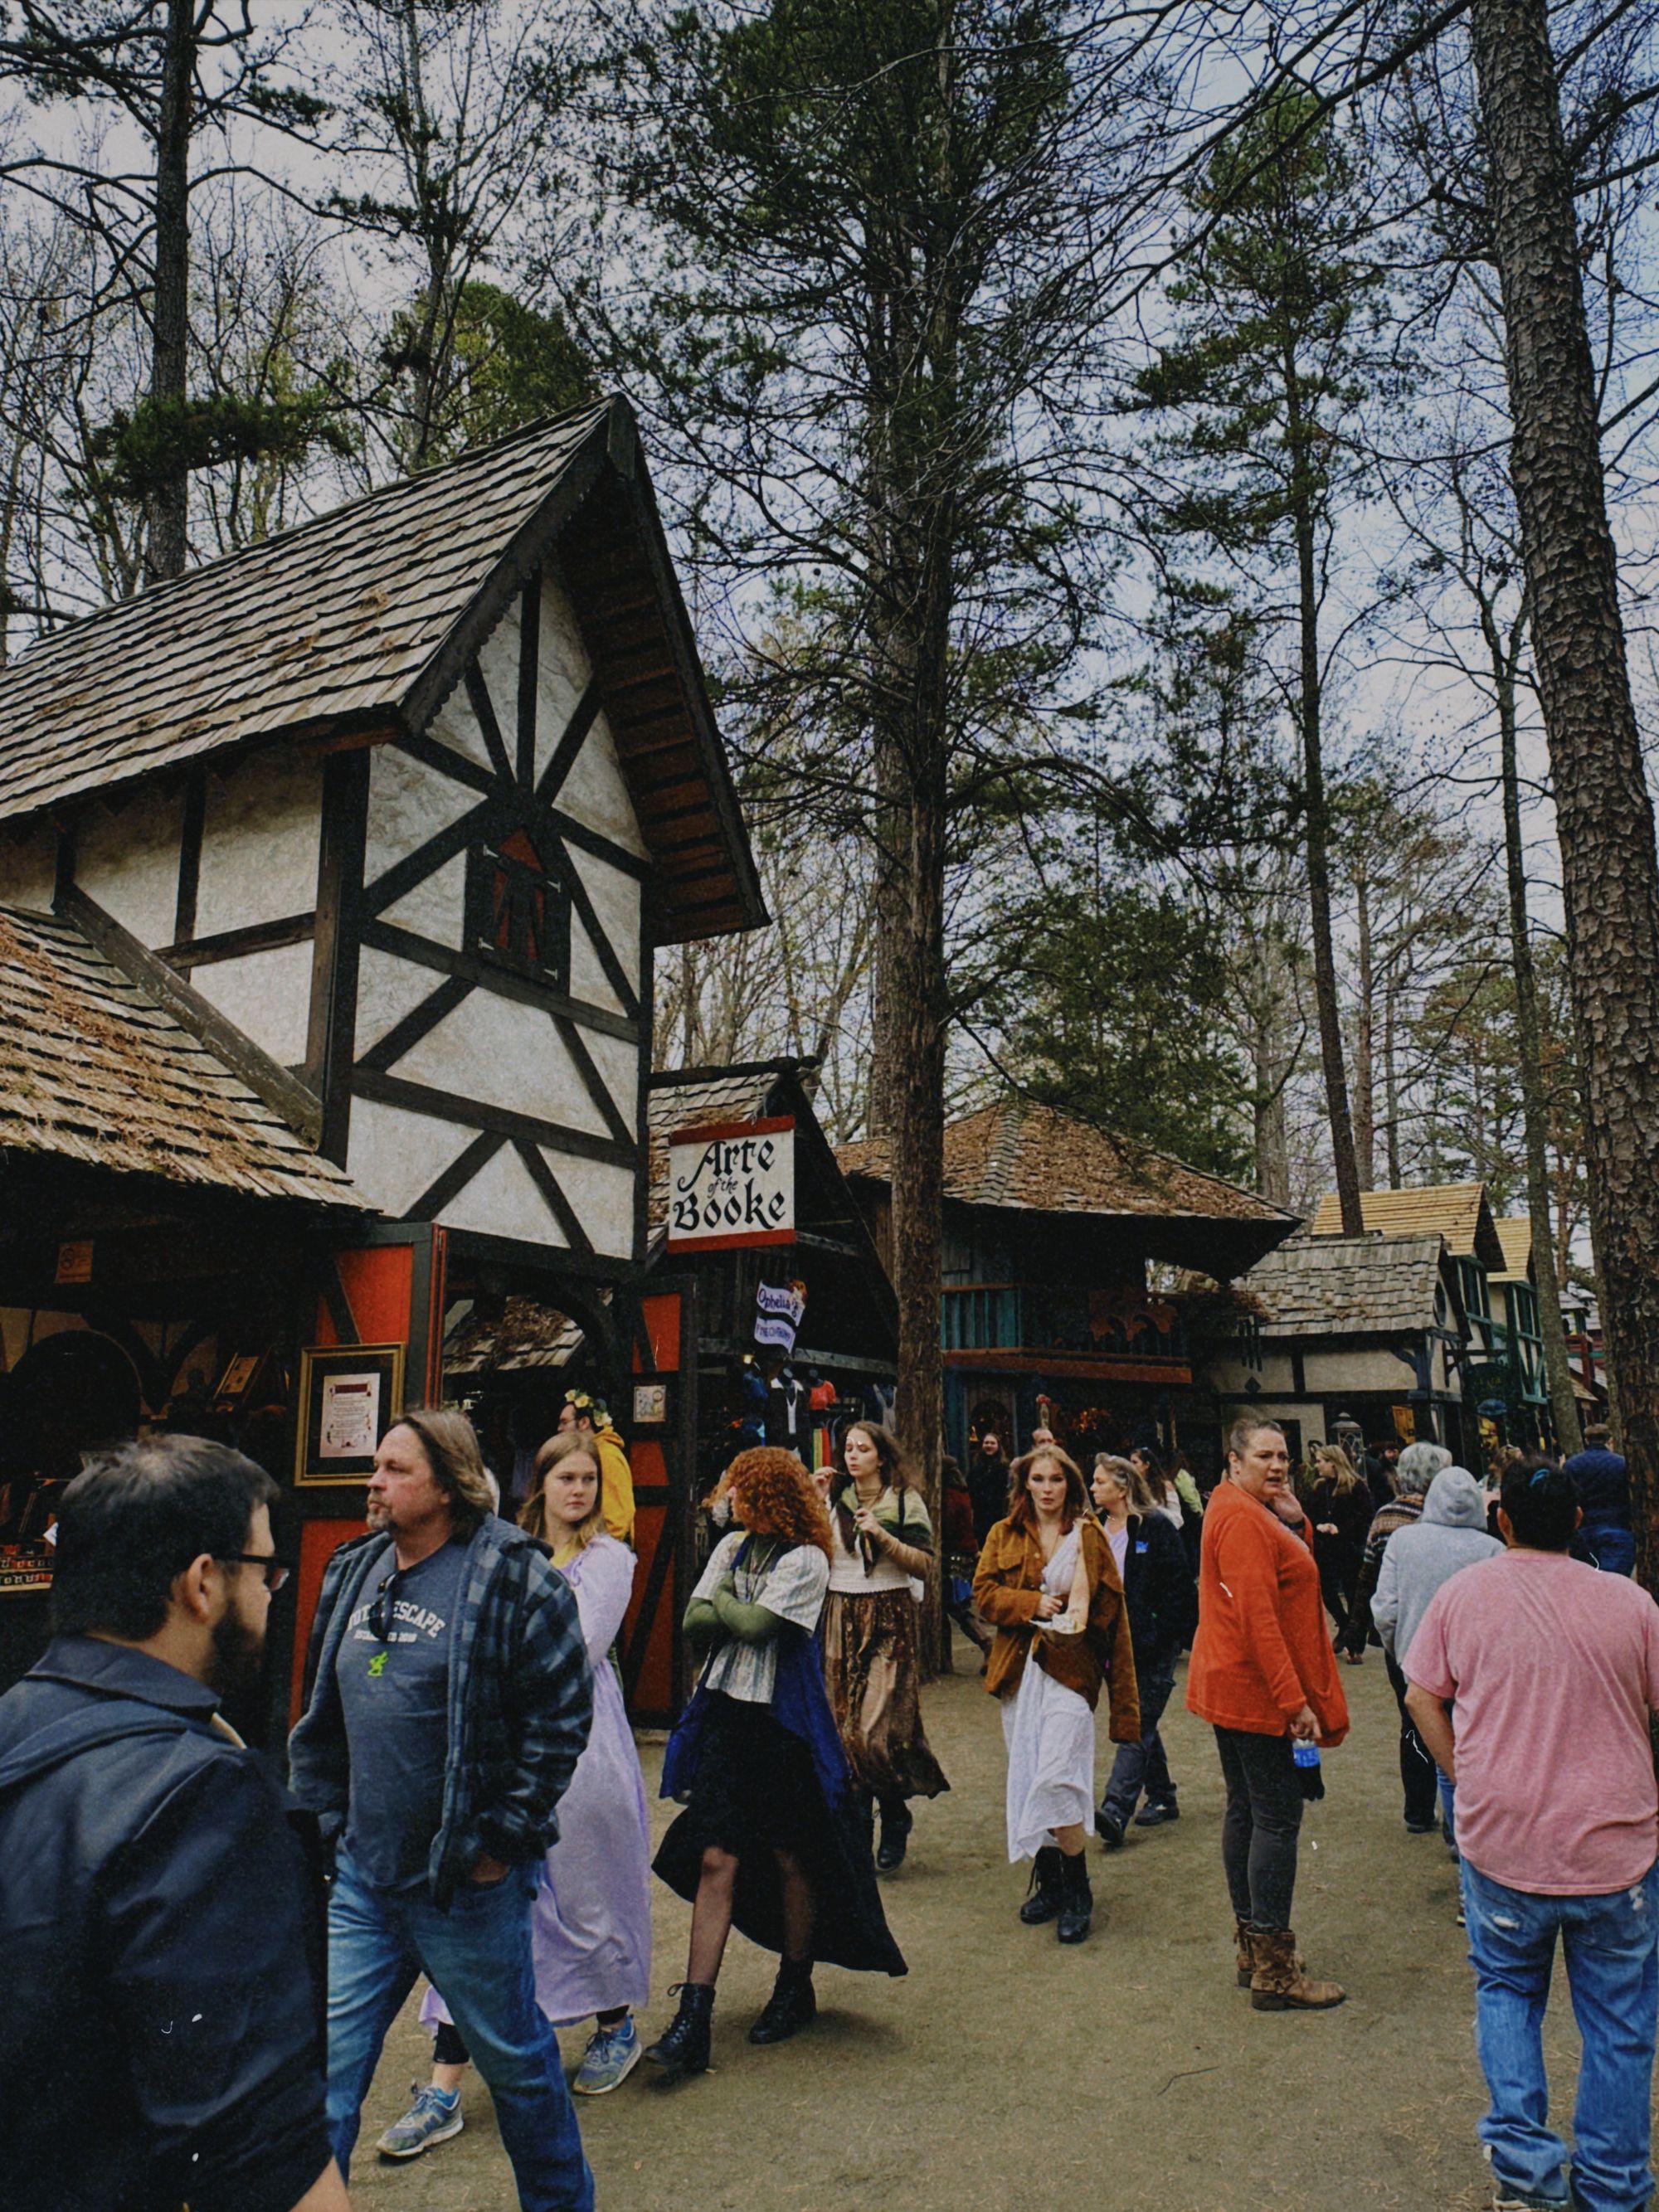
[0,903,366,1208]
[839,1096,1296,1228]
[1244,1232,1456,1338]
[1310,1183,1506,1270]
[1492,1216,1534,1283]
[0,398,762,944]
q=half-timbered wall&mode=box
[345,564,646,1262]
[56,753,327,1074]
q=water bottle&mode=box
[1292,1737,1325,1802]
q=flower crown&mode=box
[564,1388,614,1432]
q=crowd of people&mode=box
[2,1393,1657,2212]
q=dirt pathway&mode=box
[350,1651,1588,2212]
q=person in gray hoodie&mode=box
[1370,1466,1503,1853]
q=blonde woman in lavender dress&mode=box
[377,1432,651,2159]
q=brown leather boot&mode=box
[1249,1926,1345,2010]
[1234,1917,1257,1989]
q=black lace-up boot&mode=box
[1019,1844,1065,1924]
[748,1958,817,2044]
[644,1983,714,2079]
[1056,1851,1093,1943]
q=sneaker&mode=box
[1492,2195,1569,2210]
[1097,1811,1125,1850]
[1134,1801,1180,1827]
[1456,1904,1467,1928]
[375,2083,464,2159]
[573,2016,641,2095]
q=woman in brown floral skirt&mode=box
[823,1422,949,1872]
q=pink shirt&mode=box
[1405,1549,1659,1894]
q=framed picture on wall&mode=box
[294,1344,405,1485]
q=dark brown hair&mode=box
[832,1420,913,1552]
[387,1407,498,1534]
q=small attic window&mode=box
[465,827,571,989]
[1434,1285,1449,1325]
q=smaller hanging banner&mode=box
[666,1116,795,1252]
[755,1279,808,1352]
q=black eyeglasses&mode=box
[216,1553,291,1593]
[368,1568,404,1641]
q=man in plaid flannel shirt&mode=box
[289,1409,592,2211]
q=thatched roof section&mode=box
[0,903,365,1208]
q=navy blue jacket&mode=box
[0,1636,331,2212]
[288,1513,591,1907]
[1120,1510,1199,1670]
[1564,1446,1632,1534]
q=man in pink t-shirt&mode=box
[1405,1457,1659,2212]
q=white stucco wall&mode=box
[195,754,324,935]
[75,785,183,946]
[436,1140,569,1247]
[192,941,315,1067]
[394,989,621,1135]
[347,1095,479,1219]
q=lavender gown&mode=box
[421,1534,652,2030]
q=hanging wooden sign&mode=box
[666,1116,795,1252]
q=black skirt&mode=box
[653,1691,907,1976]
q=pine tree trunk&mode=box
[1470,0,1659,1573]
[1353,860,1376,1190]
[1288,429,1363,1232]
[1491,608,1584,1453]
[144,0,192,583]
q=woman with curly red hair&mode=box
[646,1448,905,2081]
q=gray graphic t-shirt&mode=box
[336,1537,469,1890]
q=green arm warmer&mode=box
[683,1595,723,1646]
[711,1584,782,1645]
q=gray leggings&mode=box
[1214,1725,1303,1930]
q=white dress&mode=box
[1000,1524,1097,1861]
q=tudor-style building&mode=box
[0,398,763,1714]
[837,1094,1298,1471]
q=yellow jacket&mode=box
[594,1427,635,1546]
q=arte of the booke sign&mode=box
[667,1116,795,1252]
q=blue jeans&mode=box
[1462,1858,1659,2212]
[327,1850,593,2211]
[1101,1660,1176,1821]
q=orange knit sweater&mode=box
[1185,1481,1350,1744]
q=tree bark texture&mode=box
[1288,416,1363,1234]
[1491,605,1584,1454]
[144,0,192,583]
[1470,0,1659,1571]
[1353,858,1376,1191]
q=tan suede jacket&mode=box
[973,1516,1142,1743]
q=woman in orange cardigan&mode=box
[974,1446,1140,1945]
[1187,1418,1350,2011]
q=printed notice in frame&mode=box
[319,1372,381,1460]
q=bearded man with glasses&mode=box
[0,1434,346,2212]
